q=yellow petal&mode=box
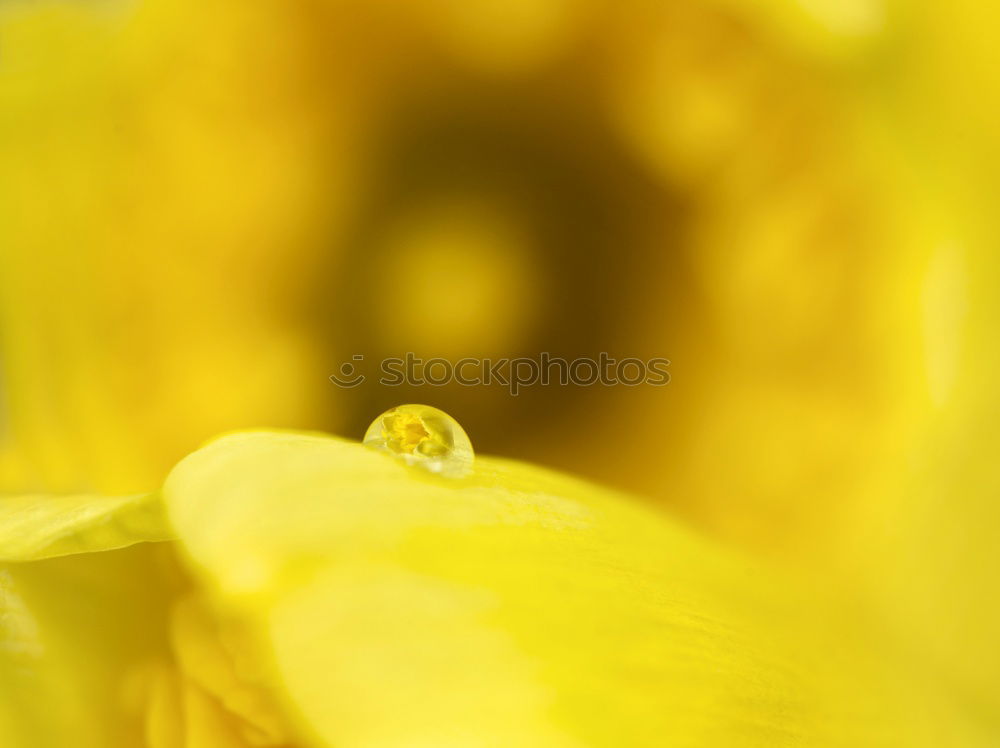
[0,492,172,562]
[164,431,916,746]
[0,488,176,745]
[169,595,290,745]
[0,545,176,747]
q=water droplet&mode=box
[363,404,474,478]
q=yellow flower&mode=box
[2,0,1000,744]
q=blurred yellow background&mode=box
[1,0,999,732]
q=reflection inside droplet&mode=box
[363,404,474,477]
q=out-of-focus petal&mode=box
[0,545,176,747]
[0,492,171,562]
[168,595,291,745]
